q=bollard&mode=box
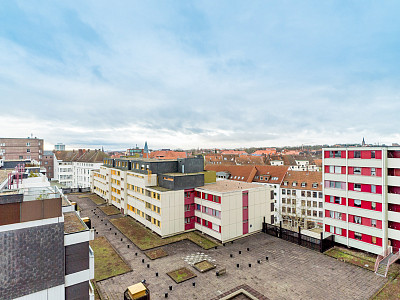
[135,253,138,256]
[215,246,217,249]
[110,228,112,231]
[115,232,117,235]
[169,286,172,291]
[165,293,168,298]
[105,223,107,225]
[147,264,150,268]
[247,248,250,251]
[266,256,269,261]
[230,254,233,258]
[239,251,241,254]
[237,264,239,268]
[96,232,98,234]
[121,238,123,241]
[258,260,261,264]
[249,264,251,268]
[127,245,130,248]
[142,259,145,263]
[192,282,195,287]
[156,272,159,277]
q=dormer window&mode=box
[284,181,288,186]
[260,176,264,180]
[312,183,318,188]
[292,181,297,187]
[301,182,306,187]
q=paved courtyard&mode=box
[71,194,387,300]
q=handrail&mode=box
[375,246,393,273]
[385,250,400,277]
[374,255,384,272]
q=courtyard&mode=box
[70,193,387,300]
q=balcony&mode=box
[388,176,400,187]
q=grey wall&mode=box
[65,281,89,300]
[177,158,204,173]
[0,222,65,300]
[0,193,23,205]
[65,241,89,275]
[159,174,204,190]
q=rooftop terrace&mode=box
[64,211,88,234]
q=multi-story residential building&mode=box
[0,168,94,300]
[43,151,55,179]
[91,157,272,242]
[0,137,44,165]
[323,147,400,256]
[55,143,66,151]
[54,149,108,188]
[280,171,323,229]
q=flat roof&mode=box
[64,211,88,233]
[148,186,171,192]
[163,172,202,177]
[0,169,13,184]
[114,158,177,163]
[197,180,264,193]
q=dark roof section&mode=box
[55,149,109,163]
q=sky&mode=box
[1,1,400,151]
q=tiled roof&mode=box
[148,151,187,160]
[204,165,257,182]
[252,149,276,155]
[220,150,247,155]
[254,165,290,184]
[280,171,322,191]
[55,150,109,163]
[235,155,266,165]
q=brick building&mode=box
[0,137,44,165]
[43,151,55,179]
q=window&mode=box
[301,200,306,206]
[282,189,286,195]
[307,200,311,207]
[185,204,190,211]
[354,199,362,207]
[307,191,311,197]
[319,211,323,218]
[196,217,201,223]
[282,198,286,204]
[301,191,305,197]
[292,190,296,196]
[301,182,306,187]
[26,149,30,153]
[354,183,361,191]
[334,212,342,219]
[354,216,362,224]
[330,151,341,158]
[372,236,377,244]
[318,192,323,198]
[371,151,376,159]
[313,210,317,217]
[312,183,318,188]
[371,168,376,176]
[145,214,151,222]
[185,217,191,224]
[354,232,362,240]
[334,197,341,204]
[284,181,288,186]
[372,202,376,210]
[354,151,361,158]
[319,202,323,208]
[313,192,317,198]
[195,204,201,211]
[313,201,317,207]
[335,227,342,235]
[292,181,297,187]
[354,167,361,175]
[371,185,376,193]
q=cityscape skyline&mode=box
[1,1,400,149]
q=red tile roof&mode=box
[252,149,277,156]
[148,150,187,160]
[220,150,247,155]
[280,171,322,191]
[205,165,257,183]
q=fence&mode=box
[262,220,335,253]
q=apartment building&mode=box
[323,147,400,255]
[280,171,323,230]
[91,157,271,242]
[0,137,44,165]
[0,171,94,299]
[54,149,108,188]
[43,151,55,179]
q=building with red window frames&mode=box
[194,180,271,242]
[323,147,400,260]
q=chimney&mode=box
[78,149,83,156]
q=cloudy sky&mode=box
[1,1,400,150]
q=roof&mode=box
[197,180,264,193]
[254,165,290,184]
[148,150,187,160]
[252,149,277,155]
[55,149,109,163]
[280,171,322,191]
[220,150,247,155]
[235,155,266,165]
[205,165,257,182]
[0,169,12,184]
[64,211,88,233]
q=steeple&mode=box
[143,141,149,158]
[362,137,365,146]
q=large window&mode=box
[330,166,342,173]
[354,232,362,240]
[354,199,362,207]
[330,151,341,158]
[354,151,361,158]
[354,167,361,175]
[371,168,376,176]
[354,183,361,191]
[354,216,362,224]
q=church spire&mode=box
[362,137,365,146]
